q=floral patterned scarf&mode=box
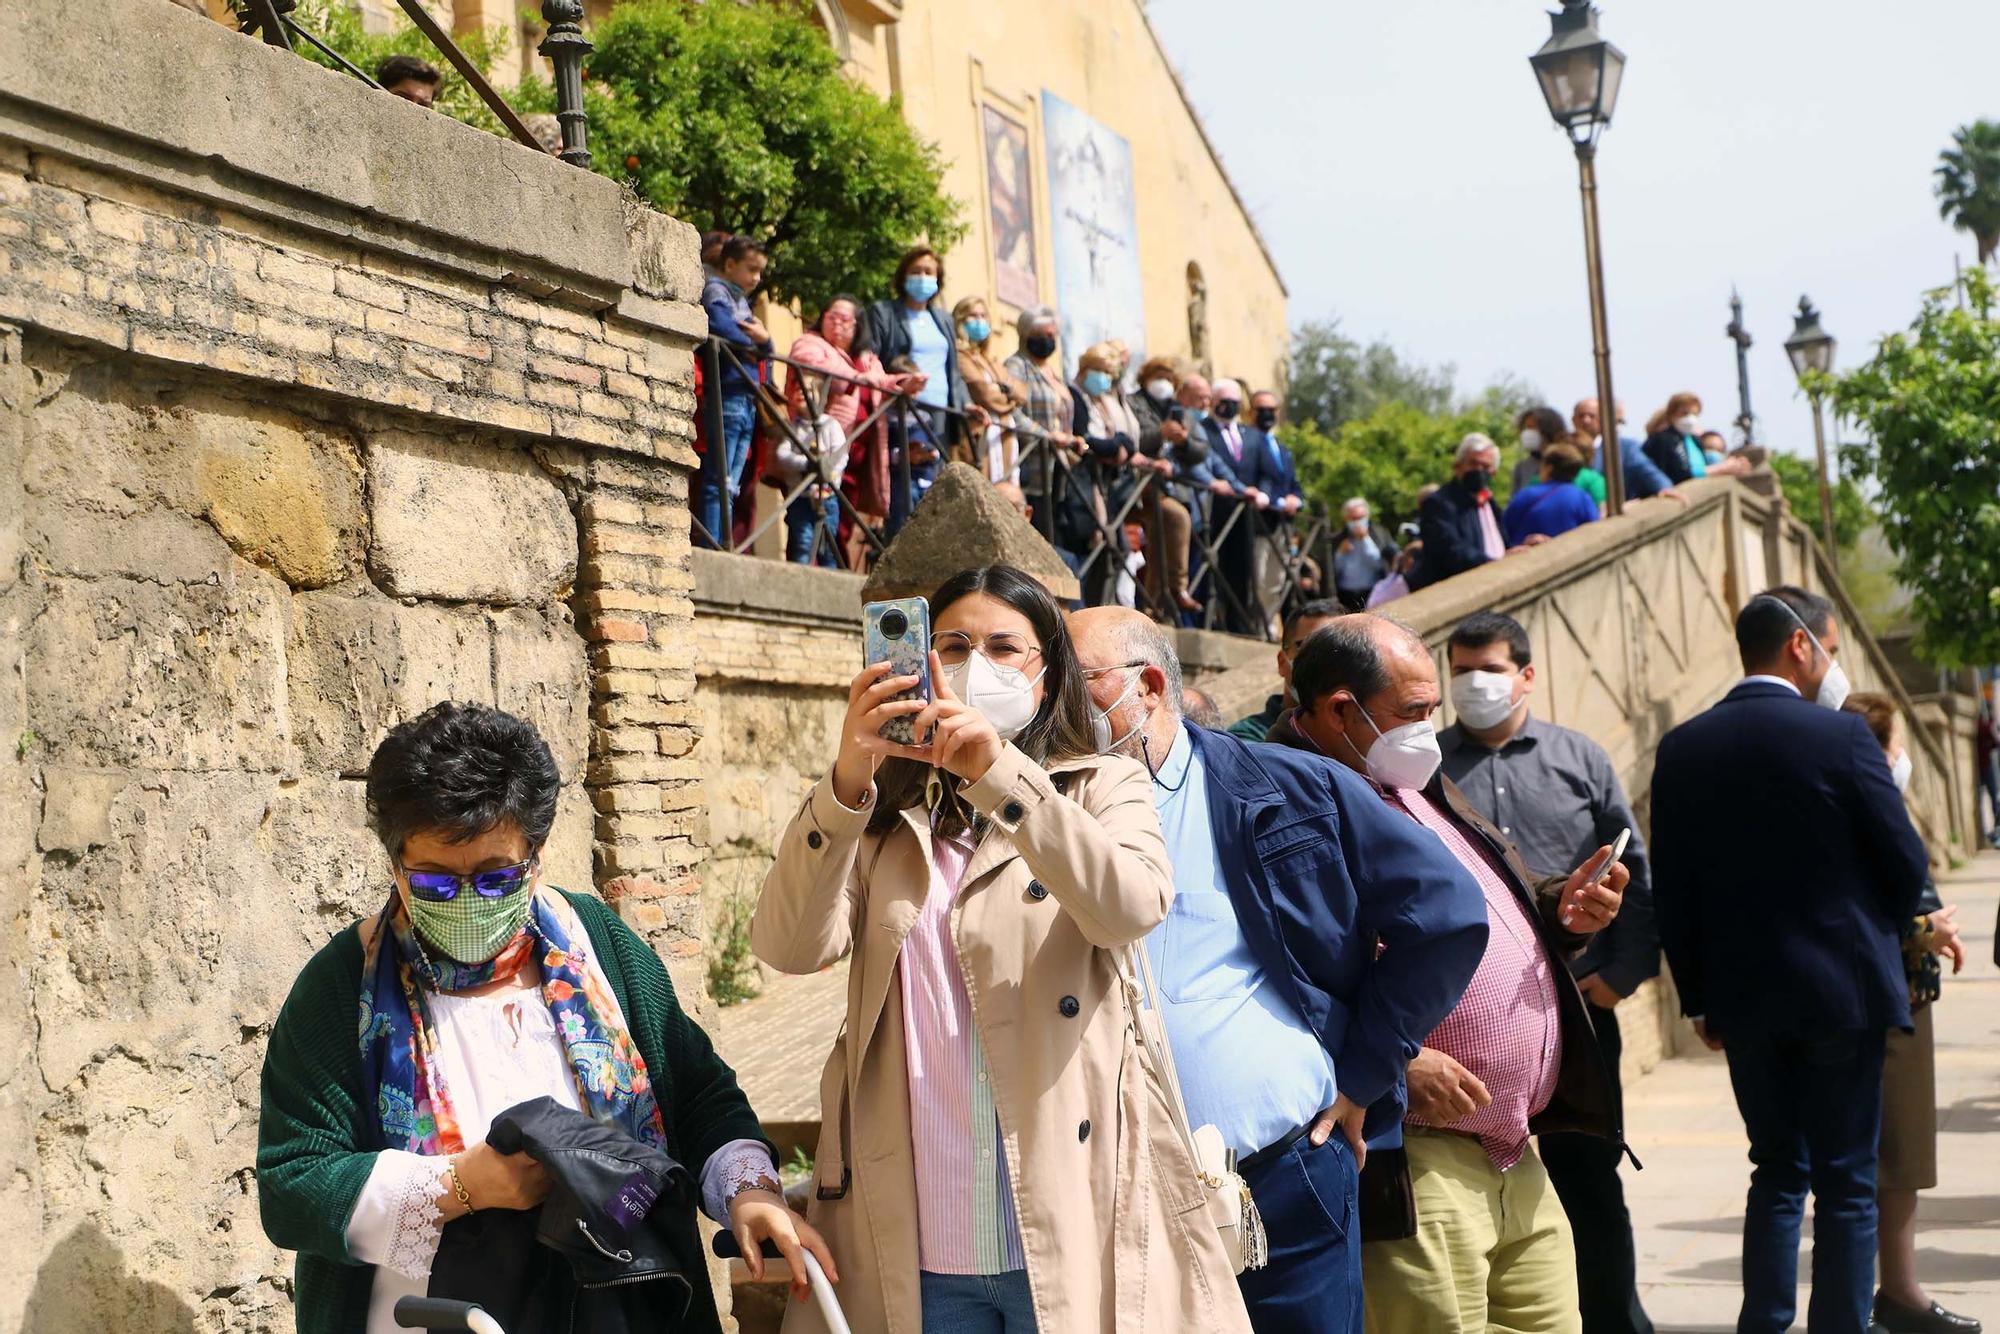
[358,886,667,1156]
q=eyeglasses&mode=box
[401,859,536,903]
[934,631,1041,672]
[1081,660,1145,682]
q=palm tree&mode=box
[1935,119,2000,266]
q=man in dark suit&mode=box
[1409,434,1511,591]
[1204,378,1281,633]
[1070,607,1491,1334]
[1651,585,1929,1334]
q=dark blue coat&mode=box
[1204,418,1285,496]
[1186,724,1490,1139]
[1650,680,1929,1037]
[1410,477,1499,590]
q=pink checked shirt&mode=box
[1389,786,1562,1170]
[898,829,1027,1275]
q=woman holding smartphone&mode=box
[752,564,1251,1334]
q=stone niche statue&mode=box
[860,462,1079,604]
[1186,262,1211,378]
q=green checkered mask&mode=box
[405,870,536,965]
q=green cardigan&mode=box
[257,891,766,1334]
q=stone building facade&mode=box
[0,3,720,1328]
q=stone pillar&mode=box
[575,452,711,1007]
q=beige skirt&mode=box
[1879,1003,1937,1192]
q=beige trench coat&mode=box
[751,745,1254,1334]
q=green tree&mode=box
[1290,397,1523,531]
[1284,319,1454,436]
[1936,119,2000,267]
[1766,451,1869,554]
[554,0,964,312]
[1811,266,2000,666]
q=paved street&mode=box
[715,959,849,1123]
[1625,850,2000,1330]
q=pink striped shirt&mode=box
[898,830,1026,1274]
[1389,786,1562,1169]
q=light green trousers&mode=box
[1362,1129,1581,1334]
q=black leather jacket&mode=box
[428,1097,711,1334]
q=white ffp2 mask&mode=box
[941,651,1044,742]
[1450,670,1518,731]
[1350,702,1443,790]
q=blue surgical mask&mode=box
[904,274,940,302]
[1082,369,1113,396]
[963,317,990,343]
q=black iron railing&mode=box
[235,0,591,166]
[695,337,1334,640]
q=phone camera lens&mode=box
[880,610,908,640]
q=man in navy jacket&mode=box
[1651,585,1928,1334]
[1204,379,1285,633]
[1410,434,1512,591]
[1071,608,1488,1334]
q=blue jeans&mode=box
[786,486,840,566]
[919,1270,1037,1334]
[1236,1133,1361,1334]
[1724,1028,1887,1334]
[698,392,756,548]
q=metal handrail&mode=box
[693,336,1334,627]
[236,0,591,165]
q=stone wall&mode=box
[0,3,714,1329]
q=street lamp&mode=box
[1783,297,1839,555]
[1531,1,1628,515]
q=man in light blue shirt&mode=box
[1070,608,1489,1334]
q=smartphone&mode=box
[862,597,932,746]
[1587,828,1633,886]
[1564,828,1631,927]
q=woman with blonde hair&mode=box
[953,294,1030,482]
[752,564,1252,1334]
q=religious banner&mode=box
[982,105,1040,311]
[1039,91,1145,373]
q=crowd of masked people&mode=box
[696,236,1313,634]
[258,544,1972,1334]
[1335,393,1761,610]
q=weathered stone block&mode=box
[37,767,127,854]
[287,591,494,775]
[490,607,589,782]
[26,567,291,773]
[368,429,576,604]
[193,402,366,589]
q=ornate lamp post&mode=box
[1783,297,1839,555]
[1530,1,1628,514]
[540,0,594,168]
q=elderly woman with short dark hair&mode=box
[257,702,830,1334]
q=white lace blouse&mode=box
[344,972,776,1334]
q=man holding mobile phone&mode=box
[1439,611,1658,1334]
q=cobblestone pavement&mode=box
[1625,849,2000,1331]
[714,960,849,1123]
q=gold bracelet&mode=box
[446,1157,474,1215]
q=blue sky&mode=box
[1147,0,2000,457]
